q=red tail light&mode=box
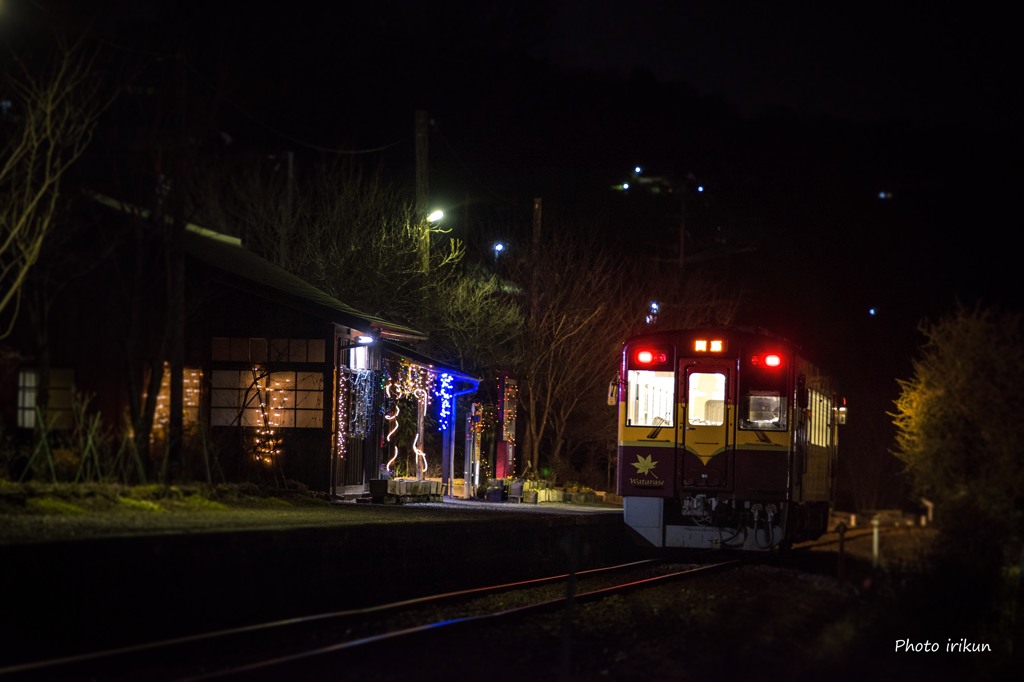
[635,349,668,365]
[751,352,783,368]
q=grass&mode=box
[0,480,501,545]
[0,481,345,544]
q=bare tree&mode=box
[423,268,522,374]
[508,230,634,476]
[1,36,105,337]
[510,229,745,481]
[192,157,464,330]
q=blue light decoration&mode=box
[436,372,454,431]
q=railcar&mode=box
[615,327,845,550]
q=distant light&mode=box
[869,307,877,316]
[697,185,704,193]
[492,241,505,256]
[634,166,642,174]
[622,182,630,190]
[645,301,659,324]
[427,209,444,223]
[357,335,375,344]
[878,191,893,200]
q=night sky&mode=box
[6,1,1020,486]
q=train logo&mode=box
[631,454,659,477]
[628,454,664,489]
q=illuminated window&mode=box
[16,369,74,429]
[150,365,202,442]
[626,369,675,427]
[808,389,832,445]
[740,390,788,431]
[687,372,725,426]
[210,369,323,428]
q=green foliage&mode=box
[0,482,325,517]
[26,496,86,515]
[117,496,166,513]
[891,304,1024,520]
[892,303,1024,643]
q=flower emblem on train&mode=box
[631,454,660,478]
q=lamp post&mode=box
[420,209,444,273]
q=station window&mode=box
[739,390,787,430]
[211,369,324,428]
[687,372,726,426]
[626,369,674,427]
[150,364,202,442]
[17,368,74,430]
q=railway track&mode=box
[1,557,740,681]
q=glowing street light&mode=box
[427,209,444,223]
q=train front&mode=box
[615,329,836,550]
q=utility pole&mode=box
[415,110,430,272]
[678,192,686,270]
[526,197,542,474]
[529,197,542,329]
[167,50,189,473]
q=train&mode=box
[615,327,845,550]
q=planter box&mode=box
[369,479,390,501]
[509,481,524,502]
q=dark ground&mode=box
[0,497,1017,681]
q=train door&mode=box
[680,362,733,488]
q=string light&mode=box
[413,387,428,475]
[250,365,282,467]
[350,369,375,437]
[436,372,454,431]
[150,363,202,444]
[336,371,350,461]
[383,381,401,473]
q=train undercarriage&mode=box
[624,494,830,551]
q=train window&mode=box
[626,369,675,427]
[740,390,788,430]
[808,389,833,445]
[687,372,726,426]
